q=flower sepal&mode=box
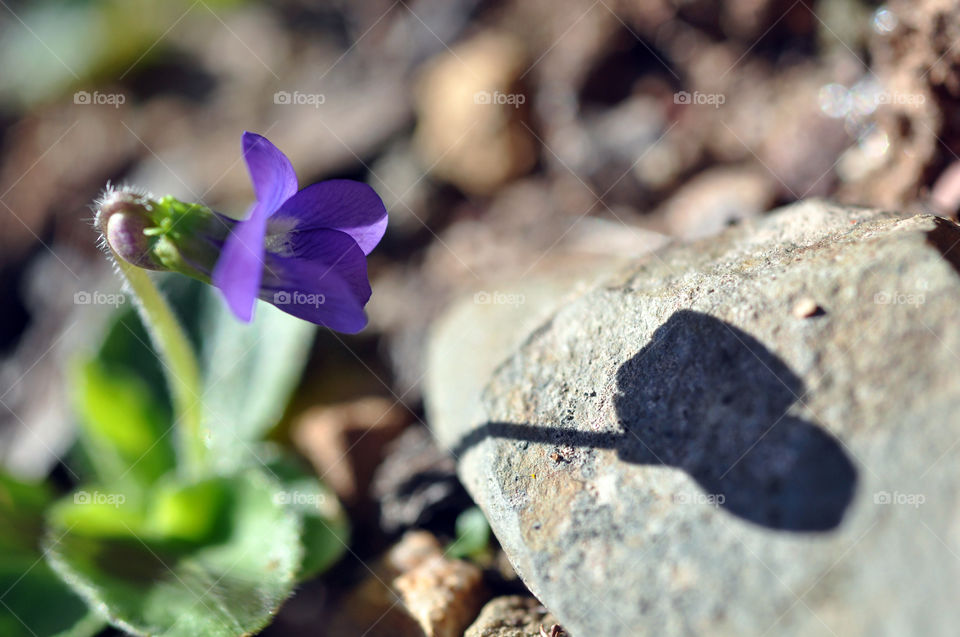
[97,188,232,283]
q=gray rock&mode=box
[425,200,960,636]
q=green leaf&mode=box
[195,292,316,472]
[0,558,105,637]
[261,447,349,579]
[143,477,229,544]
[0,472,49,554]
[44,470,302,637]
[96,287,179,420]
[70,359,176,490]
[85,277,315,475]
[0,474,105,637]
[46,477,228,545]
[46,487,145,540]
[0,553,106,637]
[448,507,491,560]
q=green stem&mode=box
[113,256,207,478]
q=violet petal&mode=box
[242,131,298,215]
[273,179,387,254]
[212,202,269,322]
[260,229,371,332]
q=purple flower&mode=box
[212,132,387,333]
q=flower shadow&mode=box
[449,309,857,532]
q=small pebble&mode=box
[793,297,821,318]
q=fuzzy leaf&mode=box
[195,289,316,471]
[70,359,175,490]
[44,471,302,637]
[0,474,105,637]
[88,277,315,473]
[262,447,349,579]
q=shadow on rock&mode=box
[450,310,857,532]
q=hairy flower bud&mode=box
[99,192,163,270]
[95,187,232,282]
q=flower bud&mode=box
[96,188,232,282]
[99,192,163,270]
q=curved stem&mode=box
[113,256,207,478]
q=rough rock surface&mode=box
[465,596,564,637]
[394,552,487,637]
[328,531,488,637]
[425,200,960,636]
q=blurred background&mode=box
[1,0,958,634]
